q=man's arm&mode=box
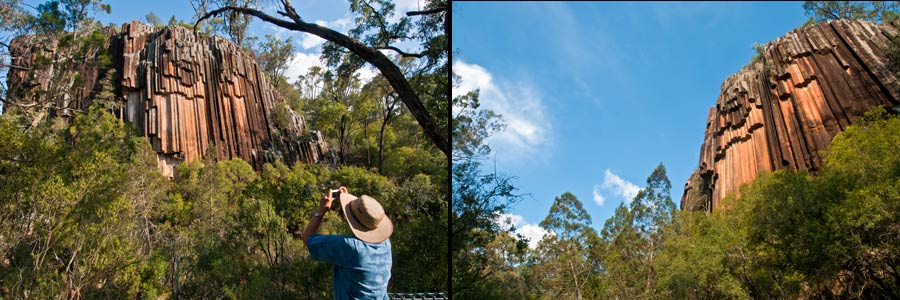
[302,204,328,244]
[302,186,348,244]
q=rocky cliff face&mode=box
[682,20,900,212]
[8,21,329,178]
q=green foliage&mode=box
[94,68,120,110]
[594,164,677,300]
[530,192,600,300]
[452,88,505,161]
[35,1,66,33]
[0,105,168,299]
[803,1,900,24]
[750,42,766,63]
[31,0,110,33]
[144,11,162,27]
[654,209,749,300]
[191,0,257,49]
[253,34,295,86]
[451,157,522,299]
[657,106,900,300]
[1,78,448,300]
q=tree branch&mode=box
[361,0,394,42]
[194,2,450,157]
[375,46,426,58]
[406,6,448,16]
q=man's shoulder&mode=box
[308,235,390,252]
[307,234,355,244]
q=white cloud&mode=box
[284,52,324,83]
[314,16,354,32]
[298,34,326,50]
[264,24,291,41]
[518,224,549,249]
[390,0,423,22]
[592,185,606,206]
[592,169,641,206]
[603,169,641,204]
[495,213,551,249]
[294,16,354,50]
[452,60,551,162]
[356,66,378,84]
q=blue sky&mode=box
[452,1,809,247]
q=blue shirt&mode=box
[307,234,392,300]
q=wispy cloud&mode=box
[592,185,606,206]
[495,213,551,249]
[592,169,641,206]
[452,60,551,163]
[536,2,627,105]
[650,2,730,28]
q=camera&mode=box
[330,189,341,211]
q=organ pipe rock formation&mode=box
[682,20,900,212]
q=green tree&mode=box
[598,202,642,299]
[451,142,522,298]
[630,163,676,298]
[253,34,295,86]
[803,1,900,23]
[0,105,169,299]
[596,164,676,300]
[190,0,256,49]
[532,192,599,300]
[653,202,750,300]
[144,11,161,27]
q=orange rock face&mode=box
[682,20,900,212]
[8,21,329,178]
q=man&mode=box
[303,186,393,300]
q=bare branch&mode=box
[375,46,426,58]
[406,6,448,17]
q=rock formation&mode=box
[682,20,900,212]
[7,21,329,178]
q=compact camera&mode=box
[330,189,341,211]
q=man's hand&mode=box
[321,190,335,210]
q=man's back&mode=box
[307,234,392,300]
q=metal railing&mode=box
[388,292,448,300]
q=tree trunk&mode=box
[378,95,397,173]
[570,259,582,300]
[339,114,347,165]
[646,239,655,298]
[364,114,370,168]
[378,118,388,172]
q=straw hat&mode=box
[338,193,393,243]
